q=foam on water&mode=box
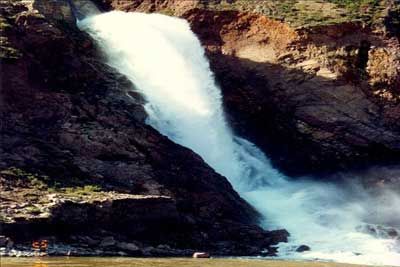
[78,11,400,266]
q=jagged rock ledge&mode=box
[0,188,289,257]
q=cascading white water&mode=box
[78,11,400,266]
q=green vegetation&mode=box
[60,185,102,196]
[203,0,389,27]
[0,16,23,59]
[0,16,12,30]
[0,167,49,188]
[328,0,384,22]
[25,205,42,215]
[328,0,380,10]
[0,167,106,223]
[0,167,102,196]
[0,41,23,59]
[159,8,175,16]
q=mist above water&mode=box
[79,11,400,266]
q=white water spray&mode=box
[79,11,400,266]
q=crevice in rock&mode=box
[356,40,371,71]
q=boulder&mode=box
[99,237,115,248]
[0,236,8,247]
[116,242,140,253]
[193,252,210,258]
[266,229,290,244]
[296,245,311,252]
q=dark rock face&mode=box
[384,0,400,41]
[0,0,287,256]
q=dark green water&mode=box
[0,257,370,267]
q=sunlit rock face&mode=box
[31,0,101,23]
[184,9,400,176]
[31,0,75,23]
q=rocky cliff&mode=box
[0,0,288,256]
[98,0,400,176]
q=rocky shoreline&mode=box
[0,230,288,257]
[0,238,196,257]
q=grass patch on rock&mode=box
[203,0,389,27]
[0,167,102,194]
[54,185,102,196]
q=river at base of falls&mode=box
[0,257,378,267]
[77,11,400,266]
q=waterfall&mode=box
[78,11,400,266]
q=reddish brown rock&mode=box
[186,10,400,175]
